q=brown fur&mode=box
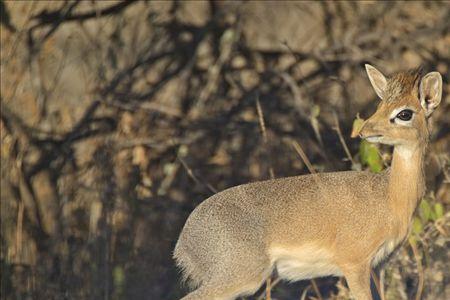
[173,65,442,300]
[384,68,422,102]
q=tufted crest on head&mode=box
[365,64,422,102]
[384,68,422,102]
[365,64,442,117]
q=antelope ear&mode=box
[420,71,442,117]
[365,64,387,99]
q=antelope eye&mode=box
[396,109,413,121]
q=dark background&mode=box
[1,1,449,299]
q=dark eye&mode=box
[396,109,413,121]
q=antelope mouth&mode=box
[365,135,383,143]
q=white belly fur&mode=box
[269,244,343,281]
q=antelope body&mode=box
[174,65,443,300]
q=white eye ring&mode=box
[390,107,415,125]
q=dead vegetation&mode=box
[1,1,449,299]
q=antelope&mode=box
[173,65,443,300]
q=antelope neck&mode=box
[387,142,426,225]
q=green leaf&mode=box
[352,116,365,137]
[359,140,383,173]
[430,210,438,222]
[419,199,432,221]
[408,235,417,246]
[434,203,444,219]
[412,217,423,235]
[311,105,320,118]
[113,265,125,289]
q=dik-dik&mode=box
[174,65,443,300]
